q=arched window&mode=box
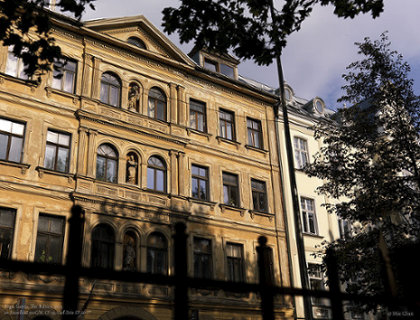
[91,224,115,269]
[148,87,166,121]
[128,82,141,112]
[96,144,118,183]
[147,232,167,274]
[126,152,139,185]
[127,37,147,49]
[123,230,138,271]
[147,156,166,192]
[100,72,121,107]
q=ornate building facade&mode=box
[0,12,293,320]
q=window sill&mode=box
[143,188,169,196]
[249,210,274,221]
[45,87,78,103]
[36,166,74,181]
[219,204,246,216]
[188,197,217,208]
[147,116,169,125]
[0,72,38,88]
[245,144,268,154]
[96,99,122,109]
[302,232,323,239]
[0,159,30,174]
[216,136,240,147]
[186,128,212,140]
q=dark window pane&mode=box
[91,224,115,269]
[156,169,165,191]
[64,72,74,93]
[220,63,234,78]
[147,167,154,189]
[44,144,56,169]
[127,37,146,49]
[100,84,109,103]
[0,134,8,159]
[96,156,105,180]
[106,159,117,183]
[192,178,198,198]
[226,122,232,140]
[204,59,217,72]
[35,215,64,264]
[48,236,63,264]
[35,235,48,262]
[56,147,69,172]
[199,179,207,200]
[110,86,119,107]
[157,101,165,120]
[8,136,22,162]
[0,208,16,259]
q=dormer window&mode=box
[220,63,234,78]
[191,49,239,79]
[203,58,235,78]
[204,58,218,72]
[314,99,324,113]
[127,37,146,50]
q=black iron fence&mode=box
[0,205,416,320]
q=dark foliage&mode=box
[305,34,420,312]
[162,0,384,65]
[0,0,95,81]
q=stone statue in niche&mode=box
[123,234,136,271]
[128,83,140,112]
[126,154,138,184]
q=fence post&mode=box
[257,236,275,320]
[174,222,188,320]
[62,205,85,320]
[325,248,345,320]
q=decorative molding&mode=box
[249,210,274,222]
[0,159,30,174]
[35,166,75,181]
[219,204,246,216]
[216,136,241,149]
[186,128,212,141]
[245,144,269,155]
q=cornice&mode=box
[51,16,279,108]
[76,109,189,148]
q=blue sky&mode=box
[82,0,420,109]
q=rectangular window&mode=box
[226,242,244,282]
[338,218,351,240]
[251,179,268,212]
[301,197,318,235]
[44,130,71,172]
[51,58,77,93]
[0,207,16,259]
[247,118,263,149]
[204,58,218,72]
[189,99,206,132]
[220,63,234,78]
[294,137,309,169]
[194,237,212,279]
[308,263,326,306]
[5,46,28,80]
[223,172,239,207]
[191,164,209,201]
[219,109,235,141]
[35,214,65,264]
[0,117,25,163]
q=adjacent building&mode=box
[276,84,358,320]
[0,12,294,320]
